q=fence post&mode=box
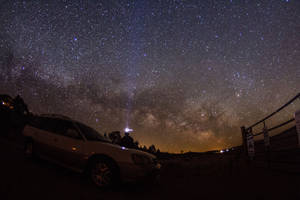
[263,124,271,168]
[295,110,300,148]
[247,128,255,160]
[241,126,248,156]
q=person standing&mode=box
[121,132,134,148]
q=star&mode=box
[0,0,298,153]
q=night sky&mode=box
[0,0,299,152]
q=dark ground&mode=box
[0,138,299,200]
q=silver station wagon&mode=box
[23,114,161,188]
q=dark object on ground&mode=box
[0,94,14,136]
[0,94,29,138]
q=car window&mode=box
[28,116,81,139]
[75,122,110,142]
[28,116,57,133]
[64,128,83,140]
[39,118,69,136]
[50,119,83,140]
[50,119,65,135]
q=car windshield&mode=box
[75,122,111,142]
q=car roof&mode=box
[37,114,90,127]
[39,114,73,121]
[36,114,104,135]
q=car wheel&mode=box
[89,158,119,188]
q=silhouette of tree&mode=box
[142,145,147,151]
[149,144,156,154]
[0,94,14,136]
[133,140,139,149]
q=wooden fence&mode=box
[241,93,300,173]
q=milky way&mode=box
[0,0,299,152]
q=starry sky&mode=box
[0,0,299,153]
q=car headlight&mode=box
[131,154,152,165]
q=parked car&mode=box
[23,114,161,188]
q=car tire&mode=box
[88,157,119,189]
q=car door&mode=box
[50,119,86,170]
[30,117,62,159]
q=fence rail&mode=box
[253,118,295,136]
[241,92,300,173]
[247,93,300,131]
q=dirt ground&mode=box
[0,138,299,200]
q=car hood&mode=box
[125,148,156,159]
[85,141,156,162]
